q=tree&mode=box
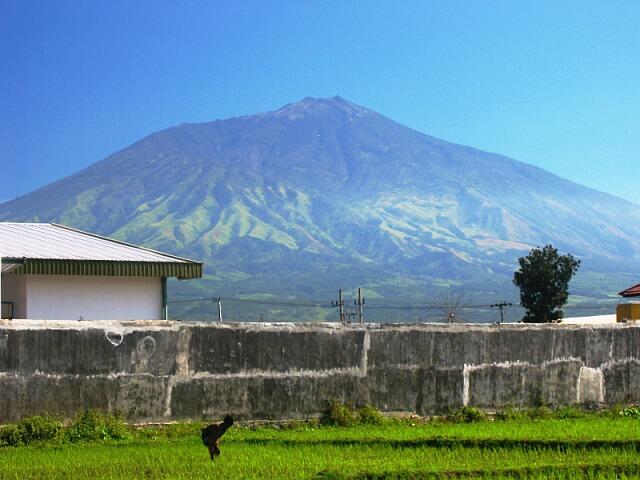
[513,245,580,323]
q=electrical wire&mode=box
[167,295,618,311]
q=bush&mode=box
[495,405,527,422]
[323,401,386,426]
[0,415,63,446]
[17,415,64,444]
[619,406,640,418]
[527,406,552,420]
[66,410,130,442]
[596,404,624,419]
[324,400,358,427]
[496,405,592,422]
[358,405,384,425]
[0,424,23,446]
[447,406,487,423]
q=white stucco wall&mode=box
[22,275,163,321]
[561,314,617,325]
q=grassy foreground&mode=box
[2,412,640,479]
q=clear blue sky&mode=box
[1,1,639,204]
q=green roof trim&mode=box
[8,259,202,279]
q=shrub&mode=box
[527,406,552,420]
[358,405,384,425]
[323,400,358,427]
[619,406,640,418]
[596,404,624,419]
[495,405,527,422]
[447,406,487,423]
[17,415,64,444]
[0,424,23,446]
[0,415,63,446]
[323,401,386,426]
[66,410,130,442]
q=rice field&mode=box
[1,415,640,479]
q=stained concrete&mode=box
[0,320,639,423]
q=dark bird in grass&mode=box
[201,415,234,460]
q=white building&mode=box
[0,223,202,320]
[561,314,616,325]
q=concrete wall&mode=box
[3,275,162,321]
[0,320,639,423]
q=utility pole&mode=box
[332,289,345,323]
[354,288,365,324]
[213,297,223,323]
[491,301,512,324]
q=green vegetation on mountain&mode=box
[2,97,639,320]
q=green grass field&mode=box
[2,414,640,479]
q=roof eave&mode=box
[5,259,202,279]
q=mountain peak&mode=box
[271,96,373,120]
[2,96,640,318]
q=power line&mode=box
[168,297,218,304]
[224,298,330,307]
[168,297,331,307]
[167,295,619,311]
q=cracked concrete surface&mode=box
[0,321,638,422]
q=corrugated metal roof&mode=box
[0,223,191,262]
[619,283,640,298]
[0,223,202,279]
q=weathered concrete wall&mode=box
[0,320,639,423]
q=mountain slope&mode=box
[2,97,639,319]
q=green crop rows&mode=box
[2,410,640,479]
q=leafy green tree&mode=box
[513,245,580,323]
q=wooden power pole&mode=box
[332,289,345,323]
[213,297,223,323]
[491,301,512,324]
[354,288,365,324]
